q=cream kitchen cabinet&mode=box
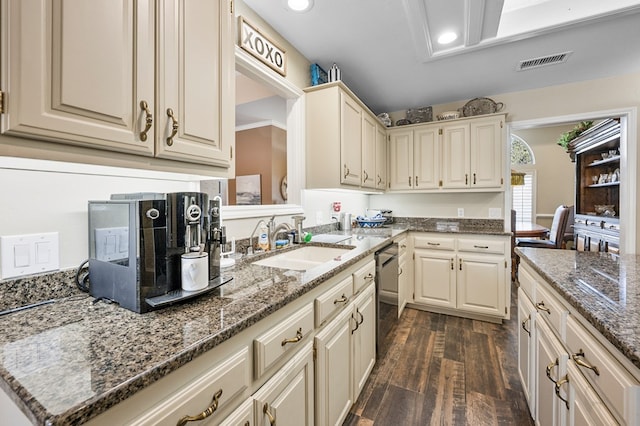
[412,233,509,321]
[388,125,440,190]
[305,81,386,190]
[388,114,505,192]
[518,261,640,425]
[1,0,234,170]
[375,124,388,190]
[352,283,376,400]
[518,288,537,419]
[253,342,314,426]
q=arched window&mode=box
[511,135,535,223]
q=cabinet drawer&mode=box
[315,276,353,327]
[254,303,314,378]
[518,264,537,302]
[130,347,250,426]
[353,260,375,294]
[413,235,455,250]
[566,316,640,423]
[457,238,505,255]
[534,284,568,340]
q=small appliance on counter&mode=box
[87,192,232,313]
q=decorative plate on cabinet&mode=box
[462,97,504,117]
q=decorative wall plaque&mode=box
[239,16,287,76]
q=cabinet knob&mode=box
[176,389,222,426]
[166,108,179,146]
[139,100,153,141]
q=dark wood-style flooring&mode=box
[344,282,534,425]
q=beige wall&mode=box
[236,1,311,89]
[513,124,576,229]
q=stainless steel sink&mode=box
[252,246,352,270]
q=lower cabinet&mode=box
[412,233,509,320]
[518,261,639,426]
[218,398,254,426]
[517,288,536,419]
[315,282,376,426]
[253,342,315,426]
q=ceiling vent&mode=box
[517,51,573,71]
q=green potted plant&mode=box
[557,121,593,150]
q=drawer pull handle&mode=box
[176,389,222,426]
[363,170,369,182]
[364,273,374,282]
[377,175,382,185]
[465,174,468,185]
[263,402,276,425]
[356,308,364,325]
[333,294,348,305]
[451,259,454,270]
[546,358,558,384]
[166,108,179,146]
[459,258,462,271]
[344,164,350,179]
[281,327,303,346]
[427,242,440,246]
[473,245,489,249]
[415,176,418,187]
[398,267,403,276]
[521,315,530,336]
[473,173,477,185]
[351,313,360,334]
[573,349,600,376]
[139,100,153,141]
[554,375,570,410]
[535,301,551,314]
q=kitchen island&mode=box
[516,247,640,424]
[0,228,404,425]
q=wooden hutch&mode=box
[568,118,621,254]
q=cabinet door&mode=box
[361,114,377,188]
[314,308,353,426]
[388,130,413,190]
[398,254,411,318]
[340,93,362,186]
[414,249,456,309]
[566,363,617,426]
[457,253,506,317]
[470,117,503,188]
[254,342,314,426]
[413,125,440,189]
[535,319,568,426]
[156,0,233,166]
[2,0,155,155]
[441,123,470,188]
[518,289,537,418]
[375,125,388,190]
[352,284,376,401]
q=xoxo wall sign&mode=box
[239,17,287,76]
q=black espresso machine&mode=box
[87,192,231,313]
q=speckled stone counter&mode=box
[395,216,507,235]
[0,230,404,425]
[516,247,640,370]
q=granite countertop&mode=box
[0,229,405,425]
[516,247,640,370]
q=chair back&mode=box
[549,205,571,248]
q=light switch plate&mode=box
[0,232,59,279]
[457,208,465,217]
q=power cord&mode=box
[75,259,90,293]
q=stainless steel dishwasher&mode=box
[375,242,399,359]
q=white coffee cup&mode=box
[181,252,209,291]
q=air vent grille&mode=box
[517,51,572,71]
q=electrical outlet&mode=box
[457,208,465,217]
[316,211,324,224]
[0,232,60,279]
[489,208,502,218]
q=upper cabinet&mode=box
[1,0,234,170]
[305,82,387,191]
[389,114,505,192]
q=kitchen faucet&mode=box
[269,220,292,250]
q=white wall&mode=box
[0,159,198,273]
[370,192,504,219]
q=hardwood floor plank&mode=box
[345,281,534,426]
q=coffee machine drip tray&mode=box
[145,275,233,309]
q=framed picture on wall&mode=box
[236,174,261,205]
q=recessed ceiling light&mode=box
[437,31,458,45]
[287,0,314,12]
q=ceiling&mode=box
[241,0,640,115]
